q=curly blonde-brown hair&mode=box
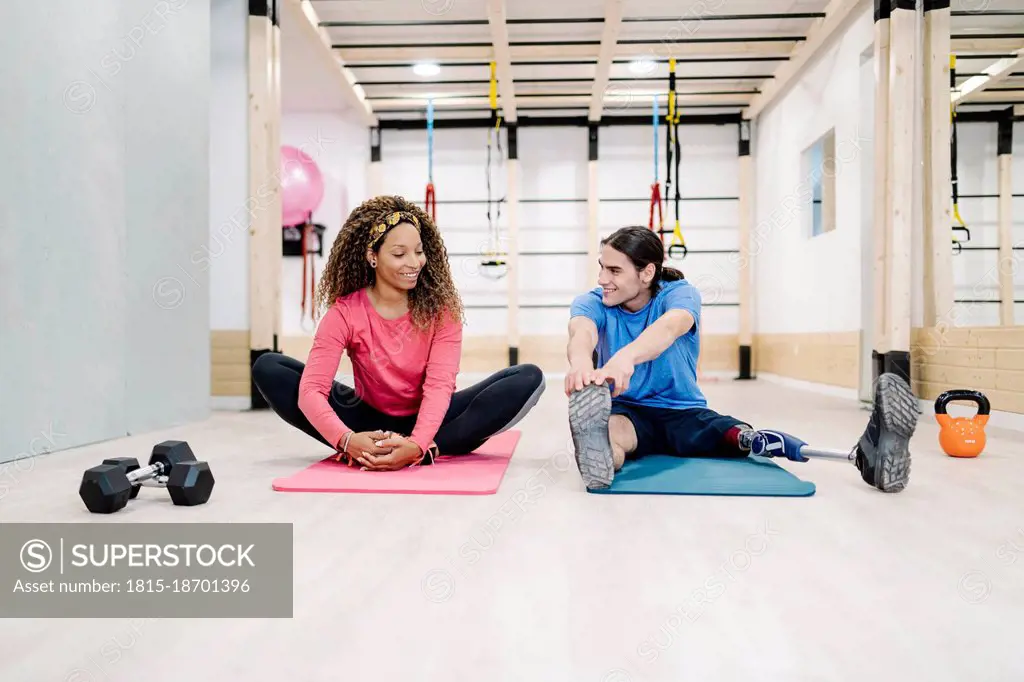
[315,195,465,331]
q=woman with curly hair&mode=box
[253,195,544,470]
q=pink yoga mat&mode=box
[271,430,522,495]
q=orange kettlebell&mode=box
[935,390,990,458]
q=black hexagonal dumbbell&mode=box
[79,440,214,514]
[151,441,215,507]
[167,460,215,507]
[102,458,142,499]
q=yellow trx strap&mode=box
[666,58,687,259]
[950,54,969,254]
[482,61,506,275]
[489,61,499,124]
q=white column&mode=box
[884,0,917,380]
[506,124,521,365]
[872,0,892,369]
[269,4,283,352]
[587,124,600,287]
[737,119,754,379]
[248,1,282,393]
[923,2,953,328]
[998,116,1015,325]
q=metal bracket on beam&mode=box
[370,127,381,162]
[998,115,1014,156]
[508,123,518,160]
[739,119,751,156]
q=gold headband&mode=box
[368,211,420,248]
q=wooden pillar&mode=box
[879,0,917,384]
[737,119,754,380]
[587,123,600,286]
[871,0,892,382]
[922,0,953,328]
[270,0,282,355]
[506,124,520,365]
[248,0,282,408]
[997,115,1015,325]
[369,126,383,196]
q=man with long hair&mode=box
[565,226,918,492]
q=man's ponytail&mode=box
[661,266,685,282]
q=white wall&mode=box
[947,120,1024,327]
[752,7,875,336]
[0,0,210,461]
[208,0,250,332]
[280,113,370,336]
[378,121,743,338]
[753,5,1024,339]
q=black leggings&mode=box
[252,353,545,456]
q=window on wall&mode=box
[803,129,837,237]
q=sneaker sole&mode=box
[568,383,614,490]
[872,373,920,493]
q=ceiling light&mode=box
[629,59,657,76]
[413,62,441,77]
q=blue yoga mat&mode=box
[588,454,816,497]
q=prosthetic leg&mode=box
[749,373,920,492]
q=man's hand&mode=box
[564,365,598,396]
[593,352,635,398]
[356,434,425,471]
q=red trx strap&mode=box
[425,183,436,223]
[648,182,662,231]
[299,217,318,330]
[649,96,663,234]
[425,98,436,222]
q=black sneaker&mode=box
[854,373,920,492]
[568,382,615,490]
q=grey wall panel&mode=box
[0,0,212,462]
[123,0,211,434]
[210,0,252,332]
[0,1,128,462]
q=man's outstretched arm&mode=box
[594,309,695,396]
[565,316,600,394]
[617,309,695,365]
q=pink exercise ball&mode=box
[280,145,325,227]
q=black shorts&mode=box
[610,402,748,458]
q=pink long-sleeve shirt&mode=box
[297,288,463,454]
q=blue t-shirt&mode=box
[569,279,706,410]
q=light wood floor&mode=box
[2,377,1023,681]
